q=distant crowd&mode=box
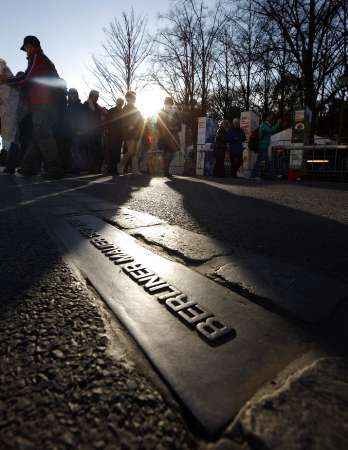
[0,36,181,179]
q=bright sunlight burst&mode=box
[136,85,167,118]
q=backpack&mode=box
[248,127,259,153]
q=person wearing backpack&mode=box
[250,113,281,179]
[0,36,64,178]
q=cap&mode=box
[89,89,99,97]
[20,36,41,51]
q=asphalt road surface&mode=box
[59,174,348,282]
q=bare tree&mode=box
[210,25,236,118]
[91,8,152,104]
[227,1,266,112]
[151,2,199,108]
[252,0,344,128]
[188,0,227,114]
[152,0,226,114]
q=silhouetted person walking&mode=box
[0,36,64,178]
[227,118,246,178]
[106,97,124,175]
[157,97,181,176]
[66,88,85,172]
[81,90,104,174]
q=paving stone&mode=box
[213,254,348,323]
[131,224,232,263]
[224,357,348,450]
[45,214,309,435]
[100,207,164,229]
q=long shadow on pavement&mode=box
[165,176,348,283]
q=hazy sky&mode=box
[1,0,170,101]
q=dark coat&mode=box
[227,127,246,155]
[214,126,228,152]
[81,101,102,140]
[66,100,84,137]
[106,106,123,144]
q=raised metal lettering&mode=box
[91,238,110,249]
[148,283,170,293]
[123,263,146,273]
[157,287,183,302]
[178,304,212,325]
[165,295,195,312]
[138,274,162,288]
[100,245,116,253]
[68,221,236,346]
[107,249,126,258]
[113,255,134,264]
[94,243,112,249]
[196,317,236,342]
[130,268,155,281]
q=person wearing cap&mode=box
[157,97,181,176]
[0,35,64,178]
[105,97,124,175]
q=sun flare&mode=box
[136,86,166,118]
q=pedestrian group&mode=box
[0,36,181,179]
[0,35,280,180]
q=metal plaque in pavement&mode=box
[48,214,307,436]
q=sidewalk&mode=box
[1,173,348,450]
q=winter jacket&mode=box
[258,121,280,152]
[121,104,144,141]
[227,127,246,155]
[6,48,59,106]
